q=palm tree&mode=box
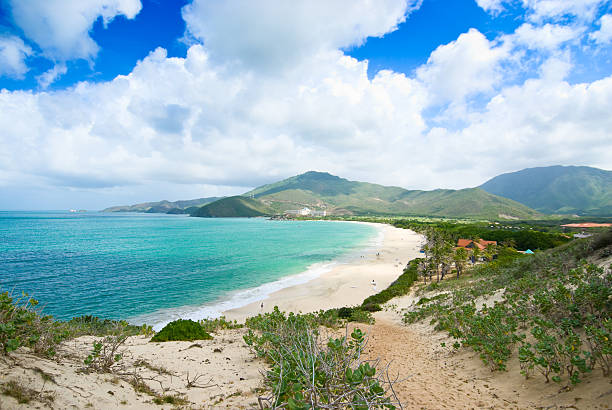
[484,243,497,262]
[453,247,468,278]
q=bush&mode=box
[591,229,612,251]
[150,319,212,342]
[0,290,61,356]
[403,237,611,386]
[67,315,152,337]
[337,306,353,319]
[361,303,382,312]
[244,307,398,408]
[362,258,420,307]
[198,316,243,333]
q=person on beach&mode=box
[260,302,264,310]
[371,279,377,291]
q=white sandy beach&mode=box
[223,223,425,321]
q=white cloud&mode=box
[476,0,607,22]
[510,23,582,50]
[475,0,506,14]
[590,14,612,44]
[182,0,418,72]
[522,0,606,23]
[0,35,33,79]
[36,64,68,89]
[416,29,509,104]
[7,0,142,62]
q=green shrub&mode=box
[198,316,243,333]
[361,302,382,312]
[150,319,212,342]
[67,315,152,337]
[591,229,612,251]
[362,258,420,307]
[403,237,611,385]
[337,307,353,319]
[244,307,398,408]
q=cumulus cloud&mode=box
[523,0,606,23]
[7,0,142,61]
[476,0,607,23]
[182,0,418,72]
[416,29,509,104]
[590,14,612,44]
[0,35,33,79]
[510,23,582,50]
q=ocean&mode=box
[0,211,379,329]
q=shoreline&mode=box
[223,222,425,322]
[131,220,389,330]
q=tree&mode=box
[453,247,468,278]
[484,243,497,262]
[472,236,481,264]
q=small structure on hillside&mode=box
[285,207,326,217]
[573,232,593,239]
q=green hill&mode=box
[244,171,540,219]
[190,196,274,217]
[102,197,222,213]
[480,166,612,216]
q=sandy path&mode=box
[353,320,512,409]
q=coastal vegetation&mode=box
[150,319,212,342]
[244,307,400,409]
[361,258,420,310]
[403,229,612,386]
[393,219,571,251]
[0,290,150,357]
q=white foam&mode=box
[128,222,385,331]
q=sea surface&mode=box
[0,211,378,329]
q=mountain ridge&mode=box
[479,165,612,216]
[238,171,540,220]
[102,197,223,213]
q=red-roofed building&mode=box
[457,239,497,251]
[561,223,612,228]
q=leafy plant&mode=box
[244,307,399,408]
[150,319,212,342]
[198,316,243,333]
[83,334,128,373]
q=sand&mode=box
[223,223,425,321]
[0,329,264,409]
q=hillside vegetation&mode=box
[480,165,612,216]
[245,171,540,220]
[102,197,222,213]
[403,228,612,386]
[190,196,274,217]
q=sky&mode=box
[1,0,611,210]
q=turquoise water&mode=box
[0,212,377,328]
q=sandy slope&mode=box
[0,329,263,409]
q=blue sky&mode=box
[0,0,611,209]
